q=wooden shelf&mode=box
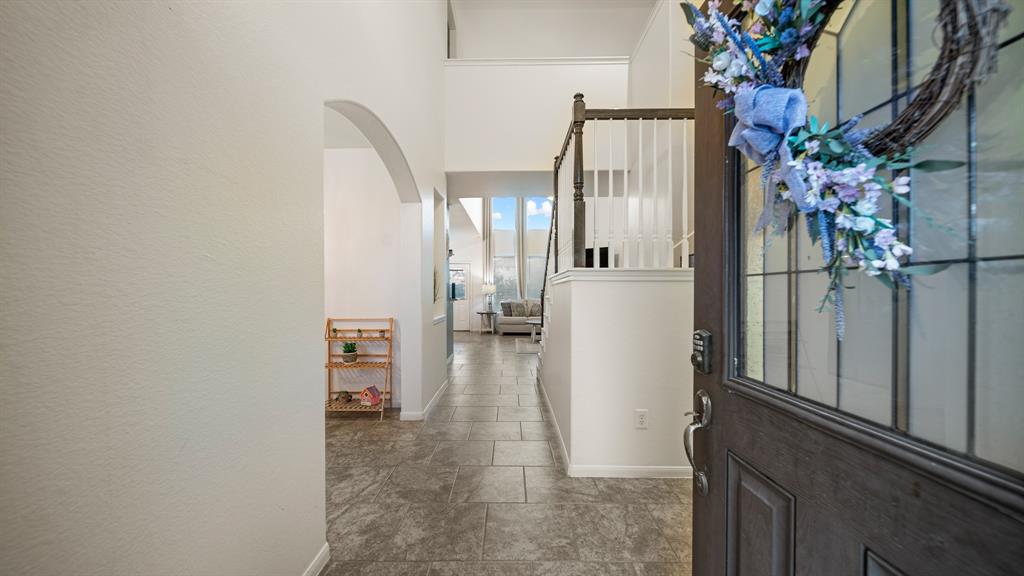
[326,397,385,412]
[325,361,390,369]
[325,317,393,420]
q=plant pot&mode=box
[341,352,358,364]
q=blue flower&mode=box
[780,28,797,45]
[778,7,794,25]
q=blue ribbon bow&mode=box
[729,85,809,231]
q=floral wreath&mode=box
[682,0,1010,339]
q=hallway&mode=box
[323,332,692,575]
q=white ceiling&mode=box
[449,0,657,59]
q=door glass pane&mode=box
[764,275,788,390]
[838,0,892,118]
[450,268,467,301]
[976,39,1024,258]
[974,260,1024,471]
[732,3,1024,475]
[909,264,968,451]
[796,272,837,406]
[838,272,893,426]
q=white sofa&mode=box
[496,299,542,335]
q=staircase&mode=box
[535,93,697,477]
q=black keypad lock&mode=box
[691,329,712,375]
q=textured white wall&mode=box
[450,0,655,59]
[0,1,445,574]
[445,59,629,172]
[540,271,693,477]
[323,148,404,405]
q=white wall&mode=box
[627,0,696,258]
[0,1,446,574]
[540,269,693,477]
[450,200,486,331]
[324,148,404,405]
[445,59,629,172]
[628,0,695,108]
[450,0,655,59]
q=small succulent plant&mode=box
[342,342,358,354]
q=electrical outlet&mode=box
[634,409,649,429]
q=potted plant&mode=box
[340,342,358,364]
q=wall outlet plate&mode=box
[634,409,649,429]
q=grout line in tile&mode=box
[447,466,460,504]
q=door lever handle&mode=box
[683,389,711,495]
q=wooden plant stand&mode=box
[325,317,393,420]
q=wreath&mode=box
[682,0,1010,338]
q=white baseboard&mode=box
[536,375,570,470]
[400,375,451,421]
[302,542,330,576]
[567,464,693,478]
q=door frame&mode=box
[691,2,1024,574]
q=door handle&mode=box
[684,389,711,495]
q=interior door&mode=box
[450,263,470,331]
[690,2,1024,574]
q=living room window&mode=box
[524,196,552,299]
[491,196,519,303]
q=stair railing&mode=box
[539,94,695,327]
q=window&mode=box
[736,1,1024,474]
[524,196,553,299]
[491,197,518,303]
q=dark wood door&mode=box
[690,2,1024,575]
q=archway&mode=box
[322,100,427,419]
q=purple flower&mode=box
[805,139,820,154]
[836,185,859,203]
[780,28,797,45]
[873,228,896,249]
[892,176,910,194]
[820,196,841,212]
[863,181,882,201]
[854,216,876,233]
[778,7,794,25]
[750,20,765,35]
[795,44,811,60]
[891,242,913,258]
[854,198,878,216]
[835,213,854,230]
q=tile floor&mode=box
[324,332,692,576]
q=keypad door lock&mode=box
[691,329,712,375]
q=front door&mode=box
[691,1,1024,574]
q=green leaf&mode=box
[874,274,896,290]
[890,193,913,208]
[913,159,966,172]
[900,263,952,276]
[827,139,846,154]
[680,3,698,26]
[800,0,812,19]
[809,116,819,133]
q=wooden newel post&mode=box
[572,93,586,268]
[552,155,560,274]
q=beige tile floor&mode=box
[324,332,692,576]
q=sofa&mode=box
[496,299,542,335]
